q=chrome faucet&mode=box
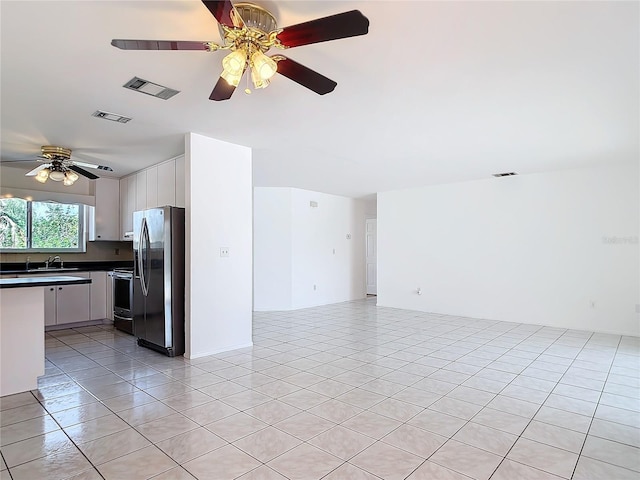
[45,255,63,269]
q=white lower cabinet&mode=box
[90,271,107,320]
[106,273,114,322]
[24,273,90,326]
[56,282,91,325]
[19,272,107,326]
[44,285,57,327]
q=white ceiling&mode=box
[1,1,638,198]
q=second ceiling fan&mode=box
[111,0,369,101]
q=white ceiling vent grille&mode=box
[492,172,518,177]
[123,77,180,100]
[91,110,132,123]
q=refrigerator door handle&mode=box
[139,217,150,297]
[133,250,140,279]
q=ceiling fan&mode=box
[24,146,113,186]
[111,0,370,100]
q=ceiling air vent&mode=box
[91,110,132,123]
[123,77,180,100]
[492,172,518,177]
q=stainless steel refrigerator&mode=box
[133,206,185,357]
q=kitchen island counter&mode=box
[0,275,92,396]
[0,275,91,288]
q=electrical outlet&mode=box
[220,247,230,257]
[313,284,317,291]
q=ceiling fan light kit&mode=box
[35,146,78,185]
[34,164,79,185]
[111,0,370,101]
[25,145,113,186]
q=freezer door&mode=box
[132,210,146,339]
[143,207,171,348]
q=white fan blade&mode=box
[25,164,50,176]
[73,160,113,172]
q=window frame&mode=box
[0,198,87,253]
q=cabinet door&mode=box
[16,274,58,326]
[136,171,147,211]
[157,160,176,207]
[175,155,185,208]
[44,286,57,326]
[90,272,107,320]
[56,283,90,325]
[106,273,114,321]
[121,175,136,239]
[146,166,158,209]
[120,177,128,239]
[93,178,120,241]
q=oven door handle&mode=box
[112,273,132,280]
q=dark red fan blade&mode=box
[111,39,209,50]
[201,0,239,27]
[276,57,337,95]
[209,76,236,101]
[69,165,99,180]
[276,10,369,48]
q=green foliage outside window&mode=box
[0,198,82,250]
[0,198,27,248]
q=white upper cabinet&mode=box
[119,155,185,239]
[119,175,127,239]
[135,170,147,211]
[175,155,185,208]
[89,178,120,241]
[146,165,158,208]
[157,161,176,207]
[120,175,136,240]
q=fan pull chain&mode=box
[244,44,252,95]
[245,70,251,95]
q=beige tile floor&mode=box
[1,298,639,479]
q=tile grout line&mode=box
[41,327,187,479]
[568,333,628,480]
[485,329,597,480]
[4,299,637,480]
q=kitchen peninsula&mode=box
[0,275,91,396]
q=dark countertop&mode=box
[1,261,133,275]
[0,276,92,289]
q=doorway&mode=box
[366,218,377,295]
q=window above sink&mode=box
[0,198,86,252]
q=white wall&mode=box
[253,188,292,310]
[253,187,367,310]
[378,163,639,336]
[363,196,377,218]
[184,133,253,358]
